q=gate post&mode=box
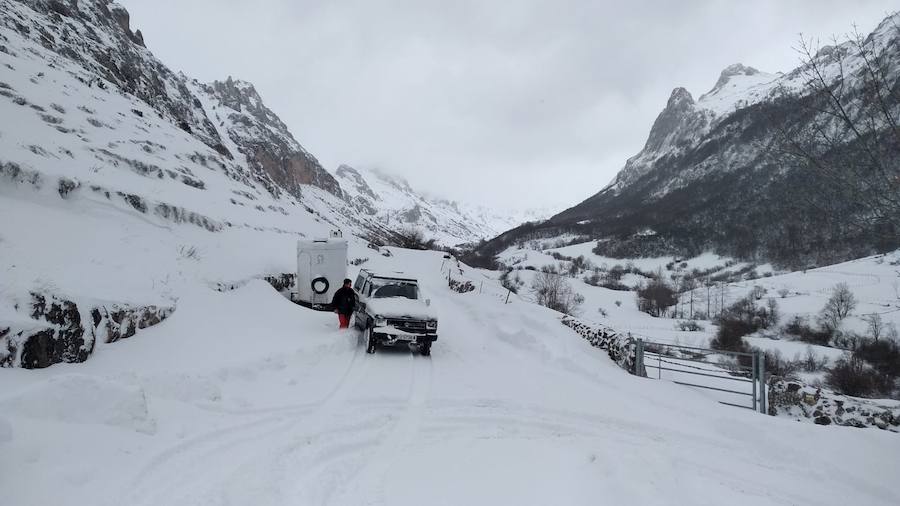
[751,351,758,411]
[634,339,645,377]
[758,351,767,414]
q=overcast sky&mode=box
[124,0,895,210]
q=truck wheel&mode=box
[366,326,376,354]
[420,341,431,356]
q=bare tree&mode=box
[778,21,900,240]
[392,226,436,250]
[863,312,885,341]
[820,282,858,330]
[532,269,584,316]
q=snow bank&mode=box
[0,374,155,433]
[0,416,11,444]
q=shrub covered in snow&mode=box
[532,270,584,316]
[710,296,779,353]
[635,275,677,317]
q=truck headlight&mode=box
[426,320,437,329]
[374,317,386,327]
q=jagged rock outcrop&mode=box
[203,77,342,198]
[18,292,92,368]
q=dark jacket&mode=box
[331,286,357,315]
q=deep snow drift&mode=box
[2,247,899,506]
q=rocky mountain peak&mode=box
[211,77,268,116]
[203,78,342,198]
[712,63,759,90]
[667,87,695,108]
[641,87,705,154]
[336,165,379,202]
[107,2,145,47]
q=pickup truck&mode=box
[352,269,438,355]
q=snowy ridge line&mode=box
[559,316,640,374]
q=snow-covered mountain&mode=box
[470,14,900,269]
[336,164,550,246]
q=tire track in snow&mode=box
[329,353,434,505]
[116,335,372,506]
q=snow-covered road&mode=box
[2,249,899,506]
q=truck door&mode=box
[354,278,370,328]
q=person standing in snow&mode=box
[331,278,357,329]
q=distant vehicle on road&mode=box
[353,269,438,355]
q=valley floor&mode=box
[2,249,899,506]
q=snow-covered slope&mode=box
[336,164,549,246]
[2,247,899,506]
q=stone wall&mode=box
[0,292,174,369]
[768,378,900,432]
[560,316,641,375]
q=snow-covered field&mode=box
[2,247,900,506]
[497,239,900,363]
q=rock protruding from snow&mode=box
[91,304,176,344]
[768,378,900,431]
[0,292,174,369]
[17,293,92,369]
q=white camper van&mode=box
[295,232,348,309]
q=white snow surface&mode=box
[2,248,900,506]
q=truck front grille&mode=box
[386,318,429,333]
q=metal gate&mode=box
[635,340,767,413]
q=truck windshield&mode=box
[372,282,418,299]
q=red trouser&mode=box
[338,313,351,329]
